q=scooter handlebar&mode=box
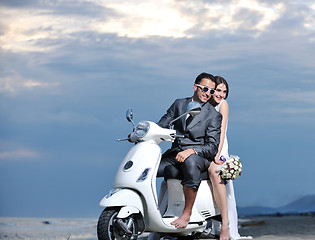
[174,134,185,138]
[117,121,177,144]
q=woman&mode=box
[208,76,241,240]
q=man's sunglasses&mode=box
[196,84,215,95]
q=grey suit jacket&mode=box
[157,97,222,161]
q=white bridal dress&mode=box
[215,100,241,240]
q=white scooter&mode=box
[97,102,221,240]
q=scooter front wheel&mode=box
[97,207,138,240]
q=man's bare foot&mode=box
[220,224,230,240]
[170,213,190,228]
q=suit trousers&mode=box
[157,151,211,190]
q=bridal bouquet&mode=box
[217,155,242,183]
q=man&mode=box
[157,72,230,239]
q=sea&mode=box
[1,215,315,240]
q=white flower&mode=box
[218,155,242,181]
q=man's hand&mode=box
[175,148,195,162]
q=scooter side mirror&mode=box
[187,101,201,116]
[126,109,133,122]
[126,109,135,126]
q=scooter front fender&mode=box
[99,188,144,217]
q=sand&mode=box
[1,215,315,240]
[238,215,315,240]
[0,217,97,240]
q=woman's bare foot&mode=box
[220,224,230,240]
[170,213,190,228]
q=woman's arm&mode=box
[214,100,229,164]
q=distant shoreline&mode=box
[239,210,315,218]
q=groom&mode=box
[157,72,222,229]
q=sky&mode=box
[0,0,315,218]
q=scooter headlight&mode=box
[134,121,150,139]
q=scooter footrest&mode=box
[188,221,204,226]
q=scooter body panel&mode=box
[152,179,219,234]
[146,208,207,234]
[113,141,162,210]
[195,179,220,217]
[163,179,219,220]
[99,188,144,216]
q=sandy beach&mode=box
[1,215,315,240]
[238,215,315,240]
[0,217,97,240]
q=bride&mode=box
[208,76,241,240]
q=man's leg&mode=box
[171,185,197,228]
[208,162,229,240]
[157,152,178,177]
[171,154,209,228]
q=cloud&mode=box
[0,0,111,53]
[0,148,40,160]
[277,90,315,104]
[281,107,315,114]
[95,0,285,38]
[94,1,195,38]
[0,74,60,96]
[1,0,307,54]
[304,3,315,32]
[0,8,88,52]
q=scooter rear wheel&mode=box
[97,207,138,240]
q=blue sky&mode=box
[0,0,315,218]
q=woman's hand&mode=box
[214,155,225,165]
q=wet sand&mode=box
[0,217,97,240]
[1,215,315,239]
[238,215,315,240]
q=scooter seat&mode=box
[163,165,209,181]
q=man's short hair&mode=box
[195,72,215,84]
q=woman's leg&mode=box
[208,161,229,240]
[226,180,240,239]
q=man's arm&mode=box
[157,100,177,128]
[194,112,222,161]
